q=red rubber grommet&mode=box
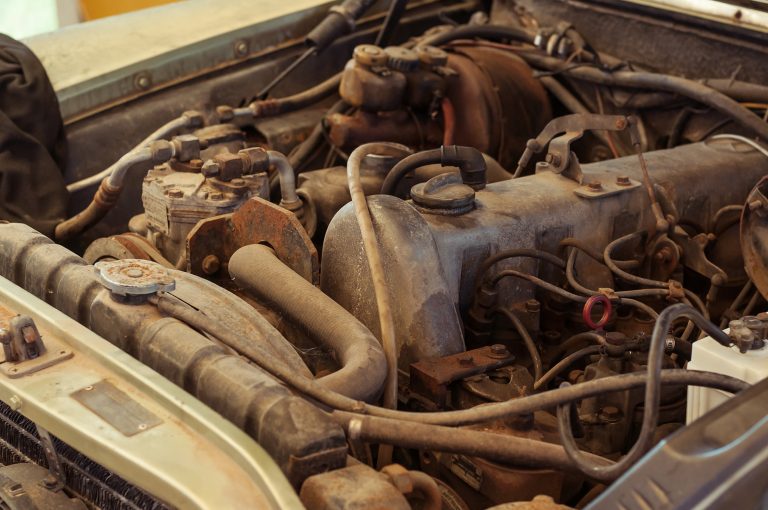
[583,295,612,330]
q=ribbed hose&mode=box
[229,244,387,403]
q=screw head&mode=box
[234,40,248,57]
[134,73,151,91]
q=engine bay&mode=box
[1,0,768,508]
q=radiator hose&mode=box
[229,244,387,403]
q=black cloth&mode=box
[0,33,68,236]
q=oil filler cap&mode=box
[410,172,475,215]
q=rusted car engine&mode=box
[1,0,768,508]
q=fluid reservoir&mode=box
[687,317,768,423]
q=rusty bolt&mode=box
[616,175,631,186]
[166,188,184,198]
[615,118,627,130]
[208,192,224,201]
[458,354,474,366]
[525,299,541,313]
[587,181,603,192]
[190,159,203,169]
[599,405,622,422]
[544,153,561,166]
[489,344,510,358]
[202,255,221,275]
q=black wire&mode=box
[555,303,731,482]
[375,0,408,47]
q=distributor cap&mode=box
[95,259,175,296]
[384,46,419,72]
[353,44,388,67]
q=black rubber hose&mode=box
[288,99,348,172]
[556,303,731,482]
[419,24,536,47]
[250,72,342,118]
[475,248,565,292]
[517,51,768,141]
[306,0,379,51]
[228,244,387,403]
[381,145,486,195]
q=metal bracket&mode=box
[513,113,628,181]
[670,226,728,283]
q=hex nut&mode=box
[214,153,244,182]
[172,134,201,162]
[201,160,220,177]
[182,110,205,128]
[150,140,174,163]
[239,147,270,174]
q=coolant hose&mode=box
[229,244,387,403]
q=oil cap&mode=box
[410,172,475,215]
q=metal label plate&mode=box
[71,380,162,437]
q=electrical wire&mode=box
[534,345,602,390]
[555,303,730,482]
[492,307,543,381]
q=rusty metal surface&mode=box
[446,46,552,169]
[410,345,517,409]
[741,176,768,300]
[300,464,410,510]
[187,196,319,284]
